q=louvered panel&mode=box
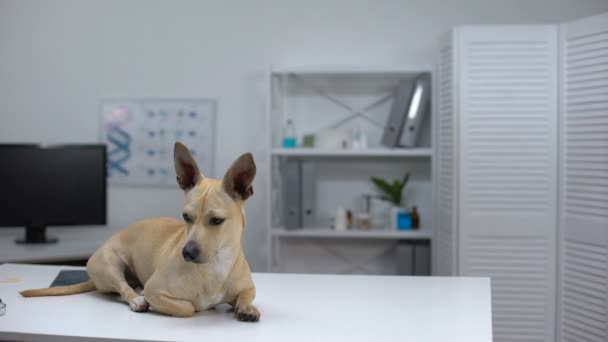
[466,235,547,342]
[559,13,608,342]
[561,241,608,342]
[458,26,557,342]
[436,220,453,276]
[464,38,553,213]
[438,43,454,213]
[564,26,608,221]
[434,34,456,276]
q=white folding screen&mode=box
[558,13,608,342]
[438,26,559,342]
[437,16,608,342]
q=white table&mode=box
[0,227,113,263]
[0,264,492,342]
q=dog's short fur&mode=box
[20,142,260,322]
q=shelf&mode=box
[271,148,432,158]
[271,227,432,240]
[271,65,433,75]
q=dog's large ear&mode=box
[223,153,256,201]
[174,142,201,191]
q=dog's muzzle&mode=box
[182,241,202,263]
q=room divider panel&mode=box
[558,12,608,342]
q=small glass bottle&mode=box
[282,119,297,148]
[411,206,420,229]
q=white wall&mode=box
[1,0,607,270]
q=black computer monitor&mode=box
[0,144,107,244]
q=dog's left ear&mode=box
[223,153,256,201]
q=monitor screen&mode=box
[0,144,106,227]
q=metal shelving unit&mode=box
[266,65,434,274]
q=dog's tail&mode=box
[20,280,96,297]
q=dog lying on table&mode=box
[20,142,260,322]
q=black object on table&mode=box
[50,270,90,287]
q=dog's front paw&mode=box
[236,305,260,322]
[129,296,150,313]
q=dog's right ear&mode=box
[174,142,201,191]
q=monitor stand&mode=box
[15,224,58,244]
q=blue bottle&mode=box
[282,119,297,148]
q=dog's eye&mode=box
[209,217,225,226]
[182,213,193,223]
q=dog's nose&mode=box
[182,241,201,262]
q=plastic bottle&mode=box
[335,207,347,231]
[282,119,297,148]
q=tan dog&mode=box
[20,142,260,322]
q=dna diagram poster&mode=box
[101,99,216,186]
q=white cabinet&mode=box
[436,25,559,342]
[558,13,608,342]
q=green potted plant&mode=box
[370,173,410,230]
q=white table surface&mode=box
[0,227,113,263]
[0,263,492,342]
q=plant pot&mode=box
[391,206,412,230]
